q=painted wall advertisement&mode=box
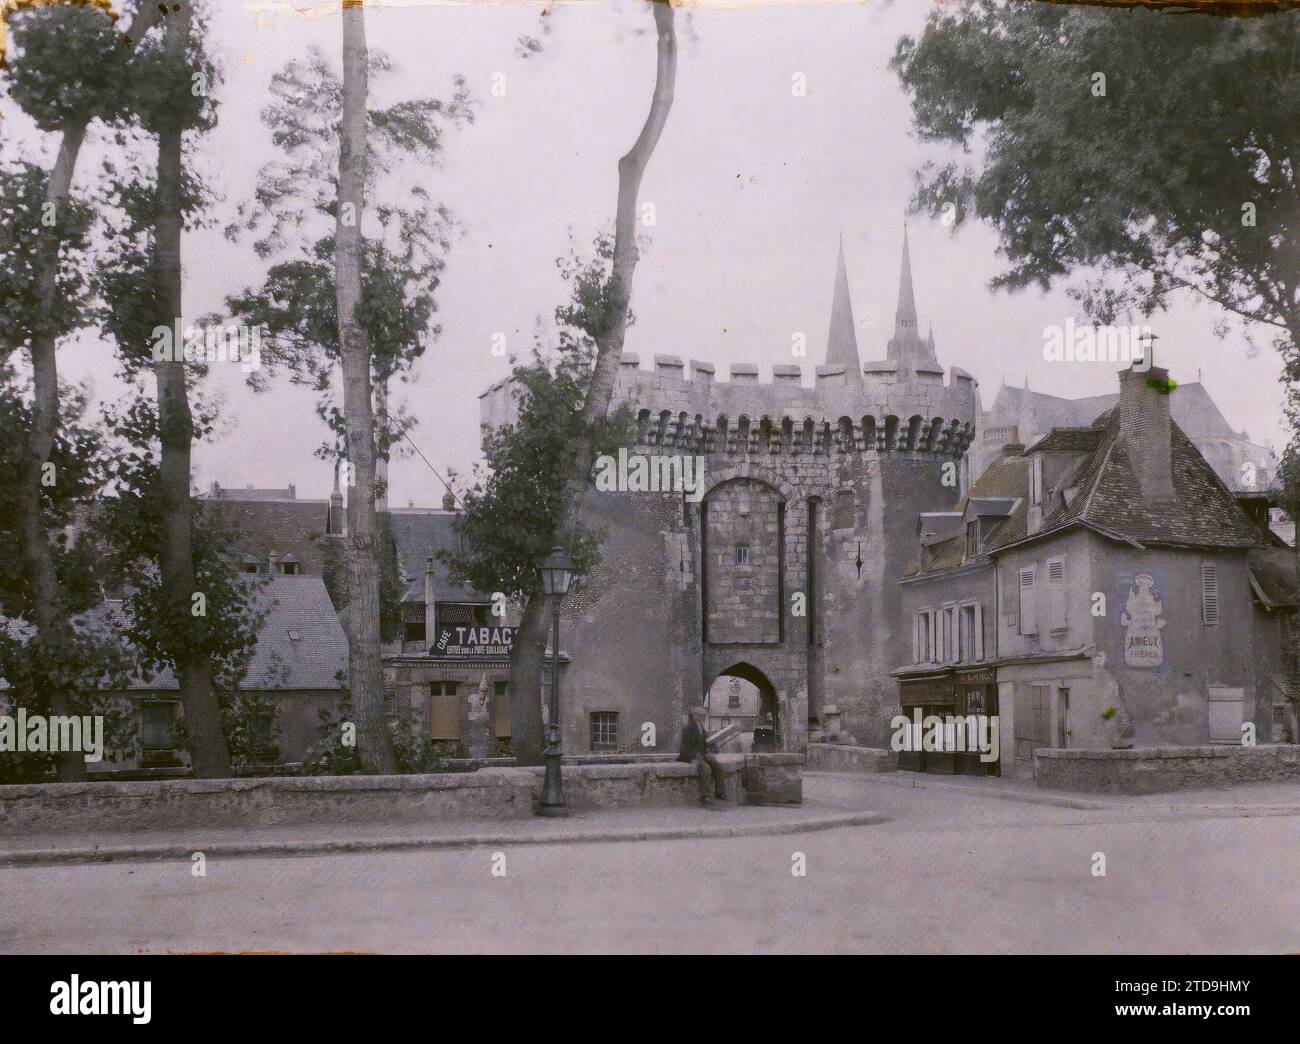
[1117,569,1167,671]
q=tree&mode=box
[0,0,163,779]
[223,28,471,775]
[444,248,638,738]
[500,0,678,764]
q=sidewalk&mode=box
[816,769,1300,815]
[0,798,886,868]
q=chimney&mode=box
[288,483,296,500]
[1119,361,1175,503]
[442,490,456,512]
[1001,424,1023,457]
[424,556,437,651]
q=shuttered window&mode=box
[430,681,462,741]
[1201,564,1219,625]
[1047,556,1067,632]
[1018,565,1038,635]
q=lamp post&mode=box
[536,546,575,817]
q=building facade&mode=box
[481,230,980,753]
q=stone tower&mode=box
[479,231,979,753]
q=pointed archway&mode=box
[707,662,780,752]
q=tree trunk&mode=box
[20,122,88,783]
[154,2,229,779]
[337,0,396,774]
[16,2,164,782]
[510,1,677,764]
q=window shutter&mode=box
[1201,564,1219,625]
[913,614,920,663]
[1048,556,1067,631]
[1019,565,1038,635]
[974,603,985,661]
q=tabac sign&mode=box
[432,625,515,660]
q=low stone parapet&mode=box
[0,753,803,837]
[1035,744,1300,795]
[806,744,898,774]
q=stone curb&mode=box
[808,772,1300,816]
[0,810,886,868]
[805,771,1112,810]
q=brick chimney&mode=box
[1119,361,1175,503]
[424,556,438,651]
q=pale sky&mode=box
[3,0,1289,505]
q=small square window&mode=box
[735,544,751,566]
[590,711,618,750]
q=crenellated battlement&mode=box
[609,353,978,458]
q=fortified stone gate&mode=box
[480,231,978,753]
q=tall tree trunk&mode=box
[16,2,163,782]
[337,0,395,774]
[155,1,229,779]
[510,0,677,764]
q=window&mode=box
[959,604,983,662]
[249,709,277,756]
[735,544,751,566]
[1201,563,1219,625]
[943,605,958,664]
[287,629,301,642]
[1208,687,1243,744]
[141,701,178,752]
[1029,456,1043,506]
[966,520,979,559]
[1018,565,1038,635]
[278,561,298,575]
[430,681,462,742]
[914,608,938,664]
[590,711,618,750]
[728,679,741,708]
[1047,556,1067,632]
[403,619,425,643]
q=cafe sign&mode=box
[432,625,515,659]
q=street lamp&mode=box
[536,546,575,817]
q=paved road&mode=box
[3,776,1298,953]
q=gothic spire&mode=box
[825,235,862,382]
[895,221,918,336]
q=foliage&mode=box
[444,237,637,600]
[892,2,1297,337]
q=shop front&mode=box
[898,671,957,774]
[896,666,999,776]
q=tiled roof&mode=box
[1034,407,1261,549]
[387,510,493,604]
[1026,427,1105,454]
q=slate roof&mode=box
[1028,407,1262,550]
[991,381,1239,440]
[75,575,348,692]
[387,510,493,604]
[1026,427,1106,454]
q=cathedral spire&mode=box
[825,235,862,382]
[895,221,918,335]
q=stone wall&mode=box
[806,743,898,773]
[1035,744,1300,794]
[0,754,803,837]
